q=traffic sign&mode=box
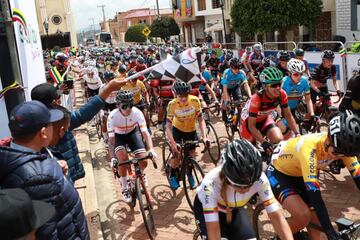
[142,27,151,37]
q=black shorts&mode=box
[172,126,197,150]
[135,99,145,111]
[194,195,256,240]
[200,89,211,105]
[114,127,146,154]
[266,166,313,208]
[87,88,99,97]
[103,103,117,112]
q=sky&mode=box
[71,0,172,31]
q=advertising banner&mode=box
[9,0,46,100]
[346,53,360,79]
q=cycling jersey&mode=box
[151,79,174,98]
[166,95,202,132]
[107,107,147,136]
[219,62,230,75]
[220,68,248,90]
[199,70,213,91]
[127,62,137,71]
[83,74,102,90]
[271,133,360,191]
[190,78,207,97]
[121,80,146,105]
[249,52,265,70]
[206,57,220,70]
[282,76,310,110]
[339,75,360,113]
[197,167,279,222]
[310,63,336,86]
[134,64,147,81]
[99,83,117,104]
[276,63,289,77]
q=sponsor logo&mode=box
[309,149,316,174]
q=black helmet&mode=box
[321,50,335,59]
[262,57,272,67]
[221,139,262,186]
[127,69,137,77]
[294,48,305,57]
[118,64,127,73]
[137,56,145,64]
[115,90,133,105]
[278,50,291,61]
[229,58,240,68]
[104,71,115,81]
[172,80,191,95]
[225,53,233,61]
[328,110,360,156]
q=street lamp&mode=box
[219,0,227,45]
[43,19,49,49]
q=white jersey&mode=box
[83,74,102,90]
[99,83,117,104]
[196,166,279,222]
[107,107,147,136]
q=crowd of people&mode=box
[1,42,360,240]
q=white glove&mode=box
[111,158,118,169]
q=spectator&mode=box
[0,188,55,240]
[205,34,213,47]
[31,78,126,182]
[0,100,89,239]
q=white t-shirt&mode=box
[83,74,102,90]
[107,107,147,135]
[196,166,279,222]
[99,83,117,104]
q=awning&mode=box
[204,23,223,32]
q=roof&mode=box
[124,8,172,19]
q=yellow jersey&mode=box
[167,95,202,133]
[272,133,360,190]
[122,80,146,105]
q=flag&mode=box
[49,67,63,85]
[128,47,202,84]
[339,48,347,58]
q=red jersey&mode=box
[152,79,174,98]
[135,64,147,81]
[189,79,207,97]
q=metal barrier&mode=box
[296,41,345,51]
[263,41,297,51]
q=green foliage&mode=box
[149,17,180,41]
[230,0,323,38]
[125,24,146,43]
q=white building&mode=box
[335,0,360,42]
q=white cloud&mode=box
[71,0,172,30]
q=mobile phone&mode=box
[63,80,74,89]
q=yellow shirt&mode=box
[122,80,146,105]
[166,95,202,132]
[272,133,360,190]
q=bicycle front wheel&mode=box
[206,122,221,165]
[182,159,205,211]
[136,177,156,239]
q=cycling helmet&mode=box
[328,110,360,156]
[321,50,335,59]
[287,58,305,74]
[104,71,115,81]
[118,64,127,73]
[127,69,137,77]
[260,67,283,85]
[115,90,134,105]
[278,50,291,61]
[262,57,274,68]
[245,46,253,54]
[86,66,97,74]
[294,48,305,57]
[137,56,145,64]
[253,43,262,51]
[221,139,262,186]
[225,53,233,61]
[229,58,241,68]
[130,54,137,60]
[211,50,217,55]
[172,80,191,95]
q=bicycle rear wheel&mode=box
[136,177,156,239]
[183,158,205,211]
[205,122,221,165]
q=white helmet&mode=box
[86,66,97,74]
[287,58,305,74]
[253,43,262,51]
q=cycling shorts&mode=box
[200,89,211,105]
[114,127,146,154]
[194,195,256,240]
[172,126,197,150]
[226,86,241,101]
[266,166,313,208]
[240,115,276,143]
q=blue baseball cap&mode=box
[9,100,64,135]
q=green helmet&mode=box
[259,67,283,85]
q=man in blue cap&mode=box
[0,100,89,239]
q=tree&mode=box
[150,17,180,41]
[125,24,146,42]
[230,0,323,39]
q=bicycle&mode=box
[113,153,158,240]
[201,105,221,164]
[314,92,342,122]
[223,97,248,140]
[162,139,206,211]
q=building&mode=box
[335,0,360,42]
[35,0,78,47]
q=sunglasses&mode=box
[226,178,252,190]
[119,103,133,110]
[269,83,281,88]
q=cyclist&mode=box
[221,58,252,123]
[339,72,360,114]
[240,67,300,151]
[134,56,147,81]
[266,110,360,240]
[200,64,216,105]
[83,66,102,98]
[248,43,265,72]
[194,139,294,240]
[118,64,127,79]
[206,50,220,79]
[127,54,137,71]
[310,50,343,105]
[248,57,275,92]
[240,46,253,72]
[166,80,208,190]
[108,90,157,203]
[277,59,315,139]
[294,48,310,78]
[276,50,291,77]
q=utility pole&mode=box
[155,0,160,18]
[97,5,106,31]
[89,17,96,38]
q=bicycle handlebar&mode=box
[115,152,157,169]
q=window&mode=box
[351,0,360,30]
[212,0,220,9]
[197,0,206,11]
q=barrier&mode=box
[345,53,360,79]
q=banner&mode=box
[346,53,360,80]
[9,0,46,100]
[0,79,10,139]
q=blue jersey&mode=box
[220,68,248,89]
[282,76,310,109]
[200,70,213,90]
